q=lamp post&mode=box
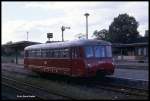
[61,26,70,41]
[27,31,29,41]
[84,13,90,39]
[61,26,65,42]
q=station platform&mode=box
[107,68,149,89]
[110,68,148,81]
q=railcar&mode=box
[24,39,115,77]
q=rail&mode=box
[2,63,148,98]
[2,75,75,100]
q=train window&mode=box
[53,49,58,58]
[41,49,47,57]
[28,50,30,57]
[57,49,61,58]
[24,51,28,57]
[59,48,67,58]
[36,49,41,57]
[48,49,51,57]
[59,49,64,58]
[72,47,79,58]
[94,46,101,58]
[75,48,79,58]
[51,49,55,58]
[48,49,52,58]
[106,46,112,57]
[47,49,50,57]
[71,48,75,58]
[34,50,37,57]
[84,46,94,58]
[52,49,56,58]
[29,50,32,57]
[35,48,70,59]
[94,46,105,58]
[62,48,69,58]
[32,50,36,57]
[45,49,49,57]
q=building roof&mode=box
[2,41,41,48]
[112,42,148,48]
[135,36,148,43]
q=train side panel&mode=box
[85,58,114,76]
[24,58,72,76]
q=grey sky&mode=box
[2,1,148,44]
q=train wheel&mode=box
[95,71,106,79]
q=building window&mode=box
[106,46,112,57]
[143,48,146,56]
[138,48,141,56]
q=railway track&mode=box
[90,80,148,97]
[2,83,42,100]
[2,75,75,100]
[2,63,148,98]
[2,63,24,68]
[3,68,148,98]
[61,77,148,97]
[2,68,38,77]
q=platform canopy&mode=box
[2,41,41,49]
[2,41,41,64]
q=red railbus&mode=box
[24,39,115,77]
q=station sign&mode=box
[47,33,53,38]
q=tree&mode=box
[145,30,148,37]
[75,33,86,39]
[93,29,110,41]
[109,13,140,43]
[6,41,13,44]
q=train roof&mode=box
[24,39,111,50]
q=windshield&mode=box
[84,45,112,58]
[84,46,94,58]
[94,46,105,57]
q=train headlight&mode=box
[112,63,114,67]
[87,64,92,68]
[112,58,115,66]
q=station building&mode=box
[112,34,149,62]
[2,41,41,64]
